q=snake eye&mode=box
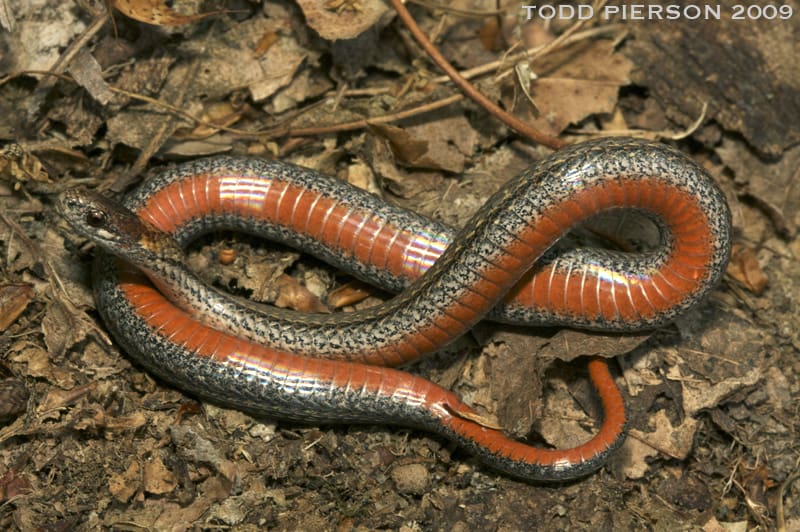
[85,209,107,228]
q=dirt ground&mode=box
[0,0,798,530]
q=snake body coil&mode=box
[58,138,731,481]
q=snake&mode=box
[57,137,732,481]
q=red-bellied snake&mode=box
[57,137,731,481]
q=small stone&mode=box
[390,463,429,495]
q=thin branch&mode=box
[0,211,112,347]
[111,60,200,192]
[527,0,609,63]
[5,16,623,146]
[268,94,464,137]
[389,0,565,149]
[6,70,466,141]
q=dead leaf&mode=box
[478,16,501,52]
[173,101,247,140]
[370,124,429,167]
[0,468,33,502]
[274,274,330,313]
[505,39,632,136]
[10,343,76,389]
[0,145,50,187]
[524,78,621,136]
[0,2,87,72]
[67,48,114,105]
[343,158,381,195]
[41,302,77,358]
[152,478,231,529]
[328,282,373,309]
[36,382,97,414]
[296,0,391,40]
[170,425,240,484]
[536,328,651,363]
[625,411,699,479]
[665,315,765,417]
[103,412,148,433]
[248,39,307,103]
[143,454,178,494]
[370,114,477,173]
[717,137,800,237]
[728,245,769,294]
[0,283,34,331]
[253,30,279,58]
[0,379,30,422]
[109,461,140,503]
[111,0,223,26]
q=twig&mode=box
[406,0,504,17]
[527,0,609,63]
[314,24,625,99]
[111,60,200,192]
[268,94,464,137]
[6,18,624,146]
[4,70,466,141]
[389,0,565,149]
[777,458,800,532]
[566,101,709,141]
[0,211,112,347]
[38,11,110,91]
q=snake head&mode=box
[57,187,184,267]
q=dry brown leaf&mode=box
[151,478,231,529]
[173,101,247,140]
[508,39,632,136]
[0,283,34,331]
[103,412,148,433]
[343,158,381,195]
[525,78,621,136]
[0,2,87,73]
[536,365,599,451]
[170,425,240,483]
[625,411,699,479]
[328,282,372,309]
[111,0,223,26]
[477,16,501,52]
[252,30,279,58]
[717,137,800,237]
[142,454,178,495]
[0,468,33,502]
[10,343,76,389]
[296,0,390,40]
[0,145,50,187]
[273,274,330,313]
[536,328,651,363]
[67,49,114,105]
[36,383,97,414]
[665,315,765,417]
[248,37,307,103]
[41,301,77,358]
[370,114,477,173]
[728,245,769,294]
[0,380,30,422]
[109,461,140,503]
[370,124,429,167]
